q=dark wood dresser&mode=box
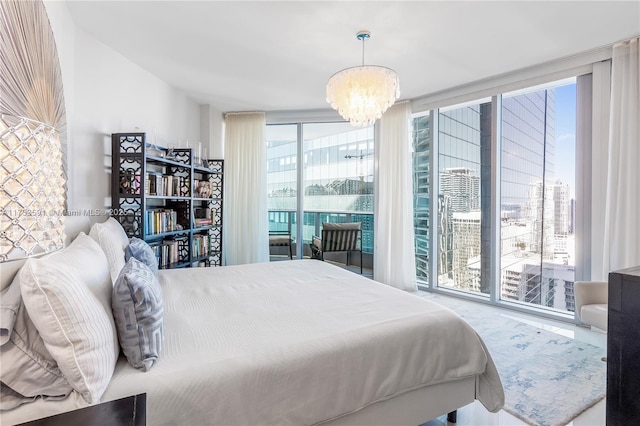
[607,266,640,425]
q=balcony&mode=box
[268,209,373,272]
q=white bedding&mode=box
[1,260,503,425]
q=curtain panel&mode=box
[223,112,269,265]
[603,37,640,273]
[374,100,417,291]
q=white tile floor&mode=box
[418,292,606,426]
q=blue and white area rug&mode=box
[421,293,606,426]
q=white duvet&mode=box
[2,260,503,425]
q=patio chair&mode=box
[311,222,362,274]
[269,231,293,259]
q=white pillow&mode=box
[89,217,130,284]
[19,233,118,404]
[0,274,72,409]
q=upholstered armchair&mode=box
[574,281,608,332]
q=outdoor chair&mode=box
[311,222,362,274]
[269,230,293,259]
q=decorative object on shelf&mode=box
[202,147,209,169]
[0,114,66,261]
[326,30,400,127]
[164,139,178,160]
[195,180,212,198]
[0,0,68,262]
[195,141,202,167]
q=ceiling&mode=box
[66,1,640,113]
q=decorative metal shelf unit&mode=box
[111,133,223,268]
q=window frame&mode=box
[413,70,597,323]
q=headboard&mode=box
[0,216,94,291]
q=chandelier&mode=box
[326,31,400,127]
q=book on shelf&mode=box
[145,173,187,197]
[192,234,210,259]
[146,172,161,196]
[145,209,178,235]
[194,218,212,227]
[148,236,188,268]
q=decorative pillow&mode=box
[125,237,158,275]
[19,233,118,404]
[89,217,130,284]
[0,275,72,410]
[112,258,164,372]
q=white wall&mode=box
[44,1,201,213]
[200,104,225,159]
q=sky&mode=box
[553,83,576,198]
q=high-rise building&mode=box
[553,181,571,236]
[412,115,431,281]
[569,198,576,234]
[451,211,481,291]
[440,168,481,213]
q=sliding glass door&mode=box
[267,122,375,263]
[302,123,374,256]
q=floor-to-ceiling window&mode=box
[413,77,579,315]
[500,80,576,312]
[266,122,374,261]
[437,100,491,295]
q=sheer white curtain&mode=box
[374,100,417,291]
[603,38,640,273]
[223,112,269,265]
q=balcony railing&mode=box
[268,209,374,254]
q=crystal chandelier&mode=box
[326,31,400,127]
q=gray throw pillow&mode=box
[112,258,164,372]
[125,237,159,275]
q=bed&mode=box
[0,219,503,425]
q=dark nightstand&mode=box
[18,394,146,426]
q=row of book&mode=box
[150,237,186,268]
[192,234,210,259]
[145,173,189,197]
[145,209,179,235]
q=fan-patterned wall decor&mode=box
[0,0,67,261]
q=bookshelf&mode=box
[111,133,223,268]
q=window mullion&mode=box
[296,123,304,259]
[490,94,502,303]
[429,109,439,290]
